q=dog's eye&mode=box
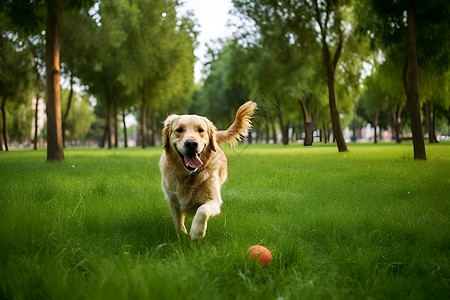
[198,128,204,133]
[175,128,183,133]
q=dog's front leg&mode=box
[169,200,187,234]
[190,200,221,240]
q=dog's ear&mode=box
[162,114,178,153]
[207,119,217,152]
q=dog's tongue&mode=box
[184,153,203,169]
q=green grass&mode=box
[1,143,449,299]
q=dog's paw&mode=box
[190,224,206,240]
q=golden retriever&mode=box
[159,101,257,240]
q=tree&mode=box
[98,0,196,148]
[357,0,449,159]
[415,1,450,144]
[357,75,390,143]
[59,0,195,149]
[145,12,196,145]
[9,102,34,145]
[287,49,329,146]
[4,0,95,160]
[232,0,357,149]
[0,20,34,151]
[253,49,293,145]
[309,0,353,152]
[61,89,94,145]
[61,0,132,149]
[27,34,46,150]
[43,0,65,159]
[59,8,89,147]
[372,53,407,143]
[232,0,312,145]
[421,69,450,143]
[403,0,425,159]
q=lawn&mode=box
[1,143,449,299]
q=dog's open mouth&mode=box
[177,149,203,171]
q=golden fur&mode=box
[159,101,257,240]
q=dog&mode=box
[159,101,257,240]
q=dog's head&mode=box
[162,114,217,172]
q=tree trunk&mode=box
[122,109,128,148]
[274,93,288,145]
[100,125,107,148]
[34,94,39,150]
[271,118,277,144]
[430,103,438,143]
[313,0,348,152]
[304,122,314,146]
[113,102,118,148]
[106,99,112,149]
[1,98,8,151]
[100,101,112,149]
[45,0,64,161]
[424,101,437,143]
[326,70,347,151]
[150,109,156,146]
[62,76,74,148]
[265,117,270,144]
[374,109,379,144]
[403,0,426,159]
[267,111,277,144]
[299,99,314,146]
[389,104,403,143]
[141,82,147,149]
[0,113,3,151]
[100,79,113,149]
[322,121,328,144]
[379,125,383,142]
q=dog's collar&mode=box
[189,169,202,177]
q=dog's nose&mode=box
[184,139,198,152]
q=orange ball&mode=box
[248,245,272,266]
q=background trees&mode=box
[77,0,196,148]
[357,0,450,159]
[60,89,94,145]
[1,0,196,152]
[0,0,448,155]
[230,0,364,148]
[3,0,96,160]
[0,27,34,151]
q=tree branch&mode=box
[331,2,344,71]
[313,0,331,65]
[298,99,311,123]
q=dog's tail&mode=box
[216,101,257,146]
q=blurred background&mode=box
[1,0,449,152]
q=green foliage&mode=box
[2,0,449,149]
[0,30,34,103]
[105,0,195,113]
[228,0,367,145]
[357,71,391,131]
[192,41,251,128]
[420,69,450,107]
[59,0,196,142]
[356,0,450,100]
[0,19,35,146]
[232,0,316,123]
[6,103,33,142]
[0,144,449,298]
[61,89,95,143]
